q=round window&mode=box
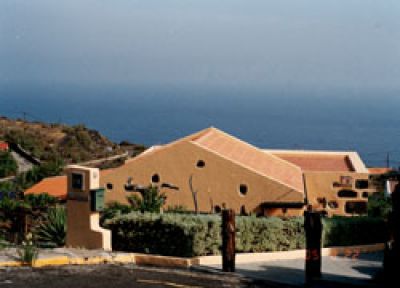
[196,160,205,168]
[239,184,248,196]
[151,174,160,183]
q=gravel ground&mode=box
[0,264,273,288]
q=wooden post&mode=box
[385,183,400,285]
[222,209,235,272]
[304,209,322,283]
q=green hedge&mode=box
[105,213,387,257]
[322,216,387,247]
[106,213,221,257]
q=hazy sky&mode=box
[1,0,399,92]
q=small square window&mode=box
[355,180,369,189]
[340,176,353,187]
[71,173,84,190]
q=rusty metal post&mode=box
[222,209,235,272]
[304,209,322,283]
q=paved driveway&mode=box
[205,252,383,287]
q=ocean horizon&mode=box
[1,84,400,168]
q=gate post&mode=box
[65,165,111,250]
[222,209,235,272]
[385,183,400,285]
[304,206,322,283]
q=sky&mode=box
[1,0,400,93]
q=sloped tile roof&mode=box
[368,167,393,174]
[24,169,113,200]
[190,128,304,193]
[273,154,354,172]
[25,175,68,200]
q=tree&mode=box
[368,192,392,219]
[127,185,166,213]
[0,151,18,178]
[188,175,199,214]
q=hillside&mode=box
[0,116,146,167]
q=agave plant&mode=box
[35,205,66,247]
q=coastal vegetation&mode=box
[0,116,145,165]
[0,116,146,195]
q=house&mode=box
[25,169,113,201]
[101,127,306,216]
[265,149,378,216]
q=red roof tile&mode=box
[368,167,393,174]
[24,169,113,200]
[191,128,304,193]
[273,154,355,172]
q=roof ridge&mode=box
[205,128,304,173]
[190,141,304,194]
[191,128,304,193]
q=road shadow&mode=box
[237,264,383,287]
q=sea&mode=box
[1,84,399,168]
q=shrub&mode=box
[368,192,392,219]
[127,185,166,213]
[34,206,66,248]
[0,196,30,222]
[0,151,18,178]
[0,234,9,250]
[24,193,58,210]
[322,216,387,247]
[100,202,135,225]
[235,216,305,252]
[106,212,221,257]
[105,213,305,257]
[106,213,387,257]
[165,205,190,214]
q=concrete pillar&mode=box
[65,165,111,250]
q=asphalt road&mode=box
[0,265,269,288]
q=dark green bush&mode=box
[367,192,392,219]
[106,213,220,257]
[322,216,387,247]
[0,151,17,178]
[106,213,387,257]
[106,213,305,257]
[100,202,135,225]
[24,193,58,210]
